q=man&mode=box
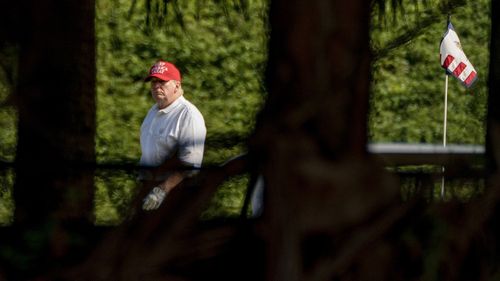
[140,60,206,211]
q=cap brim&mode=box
[144,74,170,82]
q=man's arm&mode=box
[158,171,185,193]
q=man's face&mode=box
[150,77,180,108]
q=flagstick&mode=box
[440,74,449,200]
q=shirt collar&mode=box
[157,96,185,114]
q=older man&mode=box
[140,60,206,211]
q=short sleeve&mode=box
[177,107,206,168]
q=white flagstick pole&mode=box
[440,74,449,200]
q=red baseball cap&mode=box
[144,60,181,82]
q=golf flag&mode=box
[439,21,477,88]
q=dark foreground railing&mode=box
[368,143,486,200]
[0,143,488,225]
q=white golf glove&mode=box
[142,186,167,211]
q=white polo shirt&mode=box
[140,96,206,174]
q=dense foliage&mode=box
[370,0,490,144]
[0,46,16,224]
[94,0,268,223]
[0,0,491,224]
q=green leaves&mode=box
[94,0,268,222]
[369,0,489,145]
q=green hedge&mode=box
[94,0,268,223]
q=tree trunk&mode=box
[251,0,399,280]
[11,0,96,277]
[486,0,500,174]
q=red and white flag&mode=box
[440,21,477,88]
